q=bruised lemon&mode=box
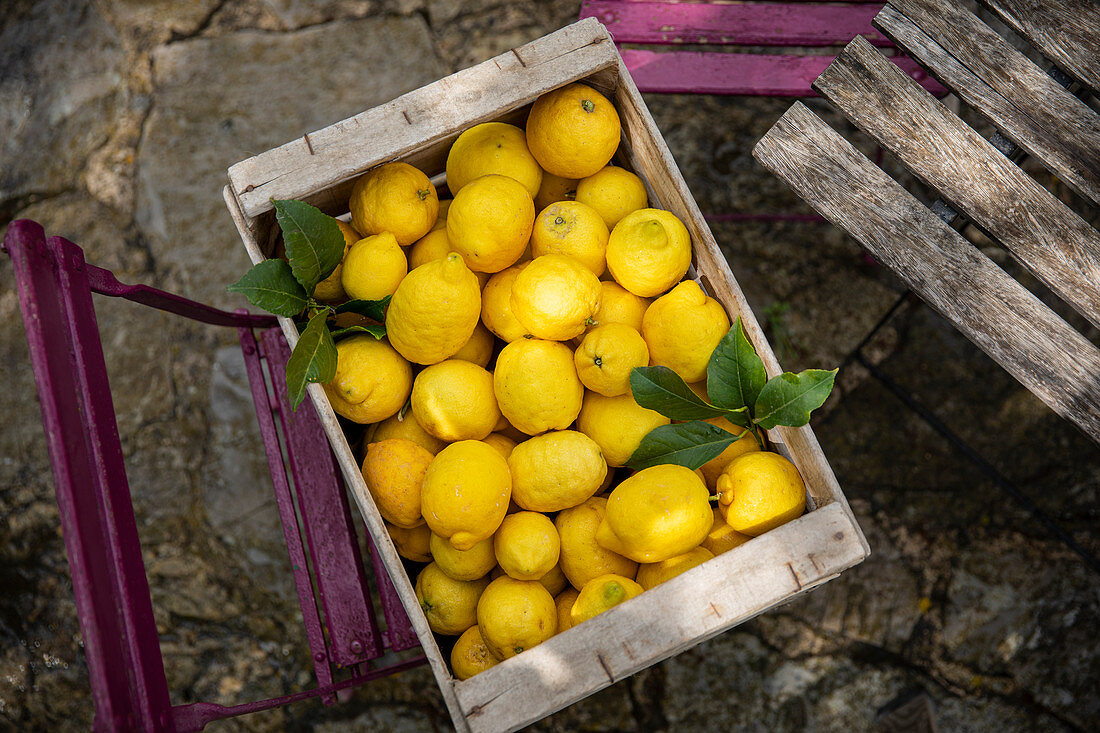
[716,452,806,536]
[361,438,433,529]
[421,441,512,550]
[510,254,601,341]
[386,253,481,365]
[508,430,607,512]
[530,201,609,277]
[415,562,490,635]
[477,577,557,659]
[642,280,730,383]
[323,336,412,424]
[571,574,643,626]
[606,209,692,297]
[575,165,648,230]
[526,83,621,179]
[349,162,438,246]
[447,174,535,273]
[635,546,714,590]
[451,625,501,680]
[447,122,543,198]
[341,231,407,301]
[596,464,712,563]
[574,323,649,397]
[494,339,584,435]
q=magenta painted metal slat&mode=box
[237,325,337,708]
[621,49,944,96]
[4,221,173,732]
[366,534,422,652]
[582,1,890,47]
[262,329,383,668]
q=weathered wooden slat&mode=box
[581,0,891,47]
[621,49,945,97]
[228,18,619,219]
[753,102,1100,443]
[882,0,1100,196]
[977,0,1100,92]
[812,36,1100,331]
[873,4,1100,205]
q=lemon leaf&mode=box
[707,317,767,414]
[330,324,386,340]
[753,369,837,429]
[226,259,308,317]
[273,199,345,293]
[625,421,748,471]
[333,295,391,322]
[286,311,337,410]
[629,366,744,422]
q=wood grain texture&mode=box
[456,503,867,733]
[978,0,1100,92]
[874,4,1100,205]
[228,18,618,219]
[753,102,1100,443]
[813,36,1100,331]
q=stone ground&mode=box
[1,1,1098,731]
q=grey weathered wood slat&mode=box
[978,0,1100,93]
[882,0,1100,202]
[752,102,1100,444]
[874,4,1100,206]
[812,35,1100,332]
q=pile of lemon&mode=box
[316,83,806,679]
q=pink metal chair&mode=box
[3,219,425,732]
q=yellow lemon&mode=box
[530,201,609,276]
[576,391,670,467]
[494,339,584,435]
[421,440,512,550]
[415,562,490,635]
[411,359,501,442]
[477,577,557,659]
[588,281,650,336]
[575,165,649,230]
[369,412,445,455]
[313,219,360,302]
[387,521,431,562]
[571,574,643,626]
[636,546,714,590]
[642,280,730,383]
[606,209,692,297]
[386,253,481,365]
[510,254,601,341]
[574,323,649,397]
[508,430,607,512]
[451,625,501,680]
[322,336,412,424]
[480,263,531,342]
[447,174,535,273]
[450,321,495,368]
[430,533,496,582]
[534,171,578,211]
[555,497,638,589]
[482,432,518,459]
[555,588,580,632]
[494,511,560,581]
[537,562,568,596]
[701,506,752,555]
[349,161,439,246]
[340,231,408,301]
[431,199,452,231]
[409,228,453,269]
[361,438,433,529]
[447,122,543,199]
[699,417,761,489]
[717,452,806,536]
[526,83,621,178]
[596,464,712,563]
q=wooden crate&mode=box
[223,18,869,733]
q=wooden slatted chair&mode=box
[753,0,1100,442]
[2,219,426,732]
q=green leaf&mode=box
[625,421,749,471]
[273,199,346,293]
[286,311,338,410]
[753,368,837,429]
[630,366,734,421]
[331,324,386,340]
[333,295,391,322]
[707,317,768,414]
[226,259,309,317]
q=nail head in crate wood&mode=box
[223,18,868,733]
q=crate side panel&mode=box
[455,503,867,733]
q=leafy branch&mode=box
[625,317,836,470]
[227,199,388,409]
